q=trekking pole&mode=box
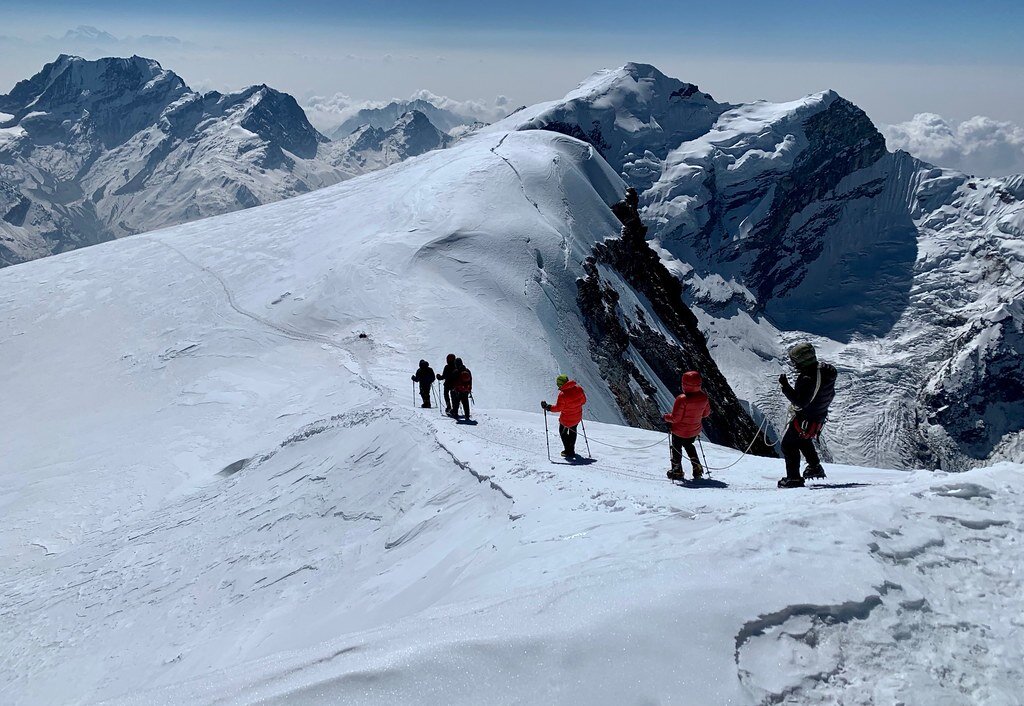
[543,409,551,461]
[412,381,416,407]
[580,417,592,459]
[697,436,711,478]
[433,382,442,415]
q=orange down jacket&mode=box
[663,371,711,438]
[550,380,587,427]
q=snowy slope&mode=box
[2,125,1022,705]
[0,56,452,268]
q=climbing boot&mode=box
[802,464,826,480]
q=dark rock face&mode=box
[577,200,776,456]
[236,87,327,160]
[385,111,452,157]
[2,55,189,150]
[742,98,889,304]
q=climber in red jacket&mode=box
[663,371,712,481]
[542,375,587,459]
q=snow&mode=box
[1,126,1023,705]
[0,124,26,146]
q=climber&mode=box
[541,375,587,460]
[663,371,712,481]
[436,353,458,415]
[411,360,435,408]
[777,342,838,488]
[451,357,473,420]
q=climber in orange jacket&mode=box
[663,371,712,481]
[541,375,587,459]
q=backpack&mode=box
[456,369,473,392]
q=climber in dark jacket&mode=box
[436,353,458,414]
[778,342,837,487]
[412,360,435,408]
[450,357,473,420]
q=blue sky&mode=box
[1,0,1022,131]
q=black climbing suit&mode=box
[670,435,700,471]
[412,363,435,408]
[559,424,578,457]
[780,363,837,479]
[437,362,458,412]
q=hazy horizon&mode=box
[2,1,1023,175]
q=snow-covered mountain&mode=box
[0,55,452,267]
[3,115,1021,705]
[496,64,1024,471]
[330,109,453,172]
[494,63,729,191]
[328,97,477,139]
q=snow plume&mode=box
[302,90,510,133]
[883,113,1024,177]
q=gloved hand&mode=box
[436,373,442,380]
[411,375,417,382]
[778,373,787,386]
[541,401,549,411]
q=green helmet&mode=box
[788,342,818,368]
[556,374,569,388]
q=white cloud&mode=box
[882,113,1024,177]
[407,89,510,123]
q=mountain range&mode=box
[0,55,453,267]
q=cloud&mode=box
[407,89,510,122]
[882,113,1024,177]
[301,93,388,131]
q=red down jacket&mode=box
[550,380,587,427]
[663,371,711,438]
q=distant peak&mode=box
[621,62,668,79]
[61,26,118,43]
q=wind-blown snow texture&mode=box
[0,55,452,267]
[1,124,1022,705]
[499,63,1024,471]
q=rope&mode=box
[587,433,670,451]
[697,416,774,472]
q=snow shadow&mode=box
[766,221,918,343]
[217,458,249,477]
[551,457,598,466]
[682,478,729,489]
[807,482,872,490]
